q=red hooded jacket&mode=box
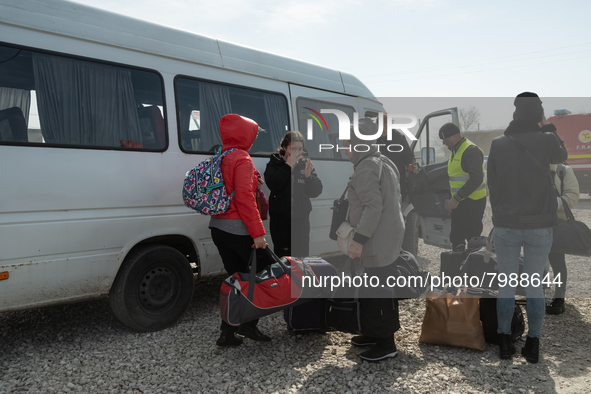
[213,114,265,239]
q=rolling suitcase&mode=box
[440,235,489,279]
[284,257,337,332]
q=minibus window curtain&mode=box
[0,87,31,123]
[0,87,31,142]
[31,53,142,147]
[263,94,287,151]
[198,82,232,151]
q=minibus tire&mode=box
[109,245,194,331]
[401,210,419,257]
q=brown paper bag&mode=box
[418,289,486,351]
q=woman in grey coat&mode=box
[342,117,406,362]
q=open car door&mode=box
[407,108,459,248]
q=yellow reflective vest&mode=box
[448,138,486,201]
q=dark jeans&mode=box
[269,214,310,258]
[548,252,567,298]
[450,197,486,249]
[211,227,272,333]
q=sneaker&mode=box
[351,336,377,347]
[358,344,398,363]
[498,334,516,360]
[546,298,565,315]
[237,325,271,342]
[216,332,243,349]
[521,336,540,364]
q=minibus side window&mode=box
[175,77,289,155]
[0,44,165,151]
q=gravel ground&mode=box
[1,199,591,394]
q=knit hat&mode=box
[439,123,460,139]
[513,92,544,122]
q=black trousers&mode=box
[359,263,401,346]
[269,214,310,258]
[548,252,567,298]
[211,227,272,333]
[450,197,486,249]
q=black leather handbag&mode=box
[329,186,348,241]
[551,198,591,256]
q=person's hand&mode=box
[284,153,295,168]
[257,177,264,187]
[445,198,459,212]
[253,236,267,249]
[539,114,548,127]
[347,240,363,259]
[290,150,302,167]
[304,159,313,177]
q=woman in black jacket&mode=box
[487,92,567,363]
[264,131,323,257]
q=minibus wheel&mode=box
[110,244,194,331]
[401,210,419,257]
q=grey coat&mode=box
[346,123,405,268]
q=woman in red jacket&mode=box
[209,114,270,348]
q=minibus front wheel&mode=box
[109,244,195,331]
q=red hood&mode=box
[220,114,258,151]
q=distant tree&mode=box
[459,106,481,131]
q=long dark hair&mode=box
[278,130,305,156]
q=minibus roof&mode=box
[0,0,376,98]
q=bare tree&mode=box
[459,106,481,131]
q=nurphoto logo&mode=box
[304,110,418,153]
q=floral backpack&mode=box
[182,147,237,215]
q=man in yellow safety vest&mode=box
[439,123,487,251]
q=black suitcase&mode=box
[472,289,525,344]
[284,257,337,332]
[461,249,548,296]
[440,250,467,279]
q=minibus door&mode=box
[408,108,459,249]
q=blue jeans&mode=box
[494,227,553,339]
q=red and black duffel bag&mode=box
[220,248,324,327]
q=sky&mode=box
[70,0,591,128]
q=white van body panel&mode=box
[0,0,382,313]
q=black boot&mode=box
[237,325,271,342]
[216,332,243,348]
[546,298,565,315]
[521,336,540,364]
[498,334,516,360]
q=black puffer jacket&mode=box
[264,153,323,217]
[487,120,567,229]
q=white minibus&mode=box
[0,0,395,331]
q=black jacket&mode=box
[376,131,414,176]
[264,153,323,217]
[487,120,567,229]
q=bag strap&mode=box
[507,135,556,190]
[246,247,290,301]
[560,196,576,220]
[557,163,566,196]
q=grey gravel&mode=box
[1,199,591,393]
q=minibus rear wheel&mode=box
[110,244,195,331]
